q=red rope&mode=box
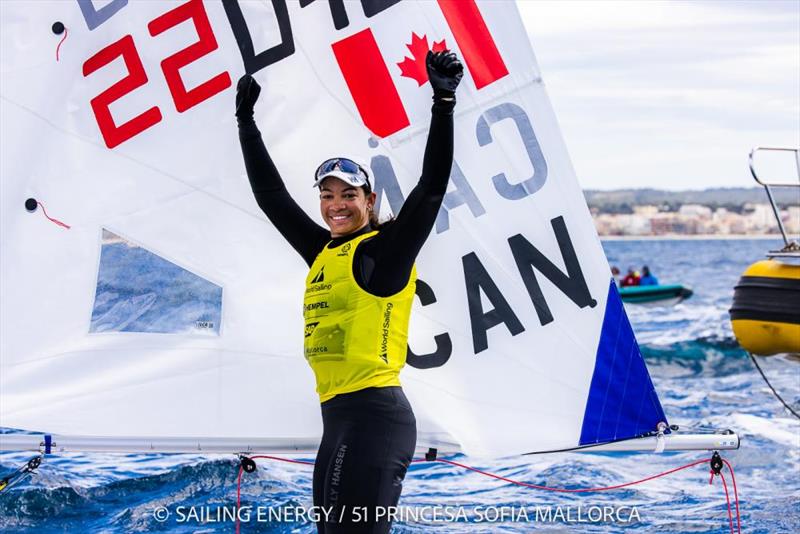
[234,455,314,533]
[248,454,314,466]
[233,454,741,532]
[719,472,734,534]
[36,201,71,229]
[433,457,710,493]
[56,28,68,61]
[722,460,742,534]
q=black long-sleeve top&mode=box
[238,103,454,297]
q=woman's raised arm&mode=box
[236,75,329,266]
[359,51,463,296]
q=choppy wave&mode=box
[642,337,753,378]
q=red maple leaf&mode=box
[397,33,449,86]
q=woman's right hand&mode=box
[235,74,262,120]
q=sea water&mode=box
[2,238,798,533]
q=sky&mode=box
[517,0,800,191]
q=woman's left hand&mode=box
[426,50,464,101]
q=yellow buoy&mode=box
[730,260,800,356]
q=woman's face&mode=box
[319,177,376,237]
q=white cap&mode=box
[312,158,372,189]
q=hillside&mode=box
[584,187,799,214]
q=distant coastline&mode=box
[584,186,796,210]
[586,186,798,238]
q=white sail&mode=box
[1,0,708,457]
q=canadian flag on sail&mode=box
[330,0,509,137]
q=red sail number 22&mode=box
[82,0,231,149]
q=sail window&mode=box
[90,229,222,335]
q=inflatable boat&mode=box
[619,284,693,306]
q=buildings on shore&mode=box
[591,204,800,237]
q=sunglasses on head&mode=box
[314,158,371,189]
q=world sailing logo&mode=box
[378,302,393,364]
[311,266,325,283]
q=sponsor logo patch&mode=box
[305,321,319,338]
[311,266,325,283]
[337,242,352,257]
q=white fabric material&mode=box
[1,0,620,456]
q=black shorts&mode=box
[313,386,417,533]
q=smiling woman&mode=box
[235,50,463,534]
[315,159,376,237]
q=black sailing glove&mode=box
[426,50,463,107]
[235,74,261,123]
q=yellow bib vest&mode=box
[303,231,417,402]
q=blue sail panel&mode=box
[579,280,667,445]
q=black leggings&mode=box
[313,386,417,533]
